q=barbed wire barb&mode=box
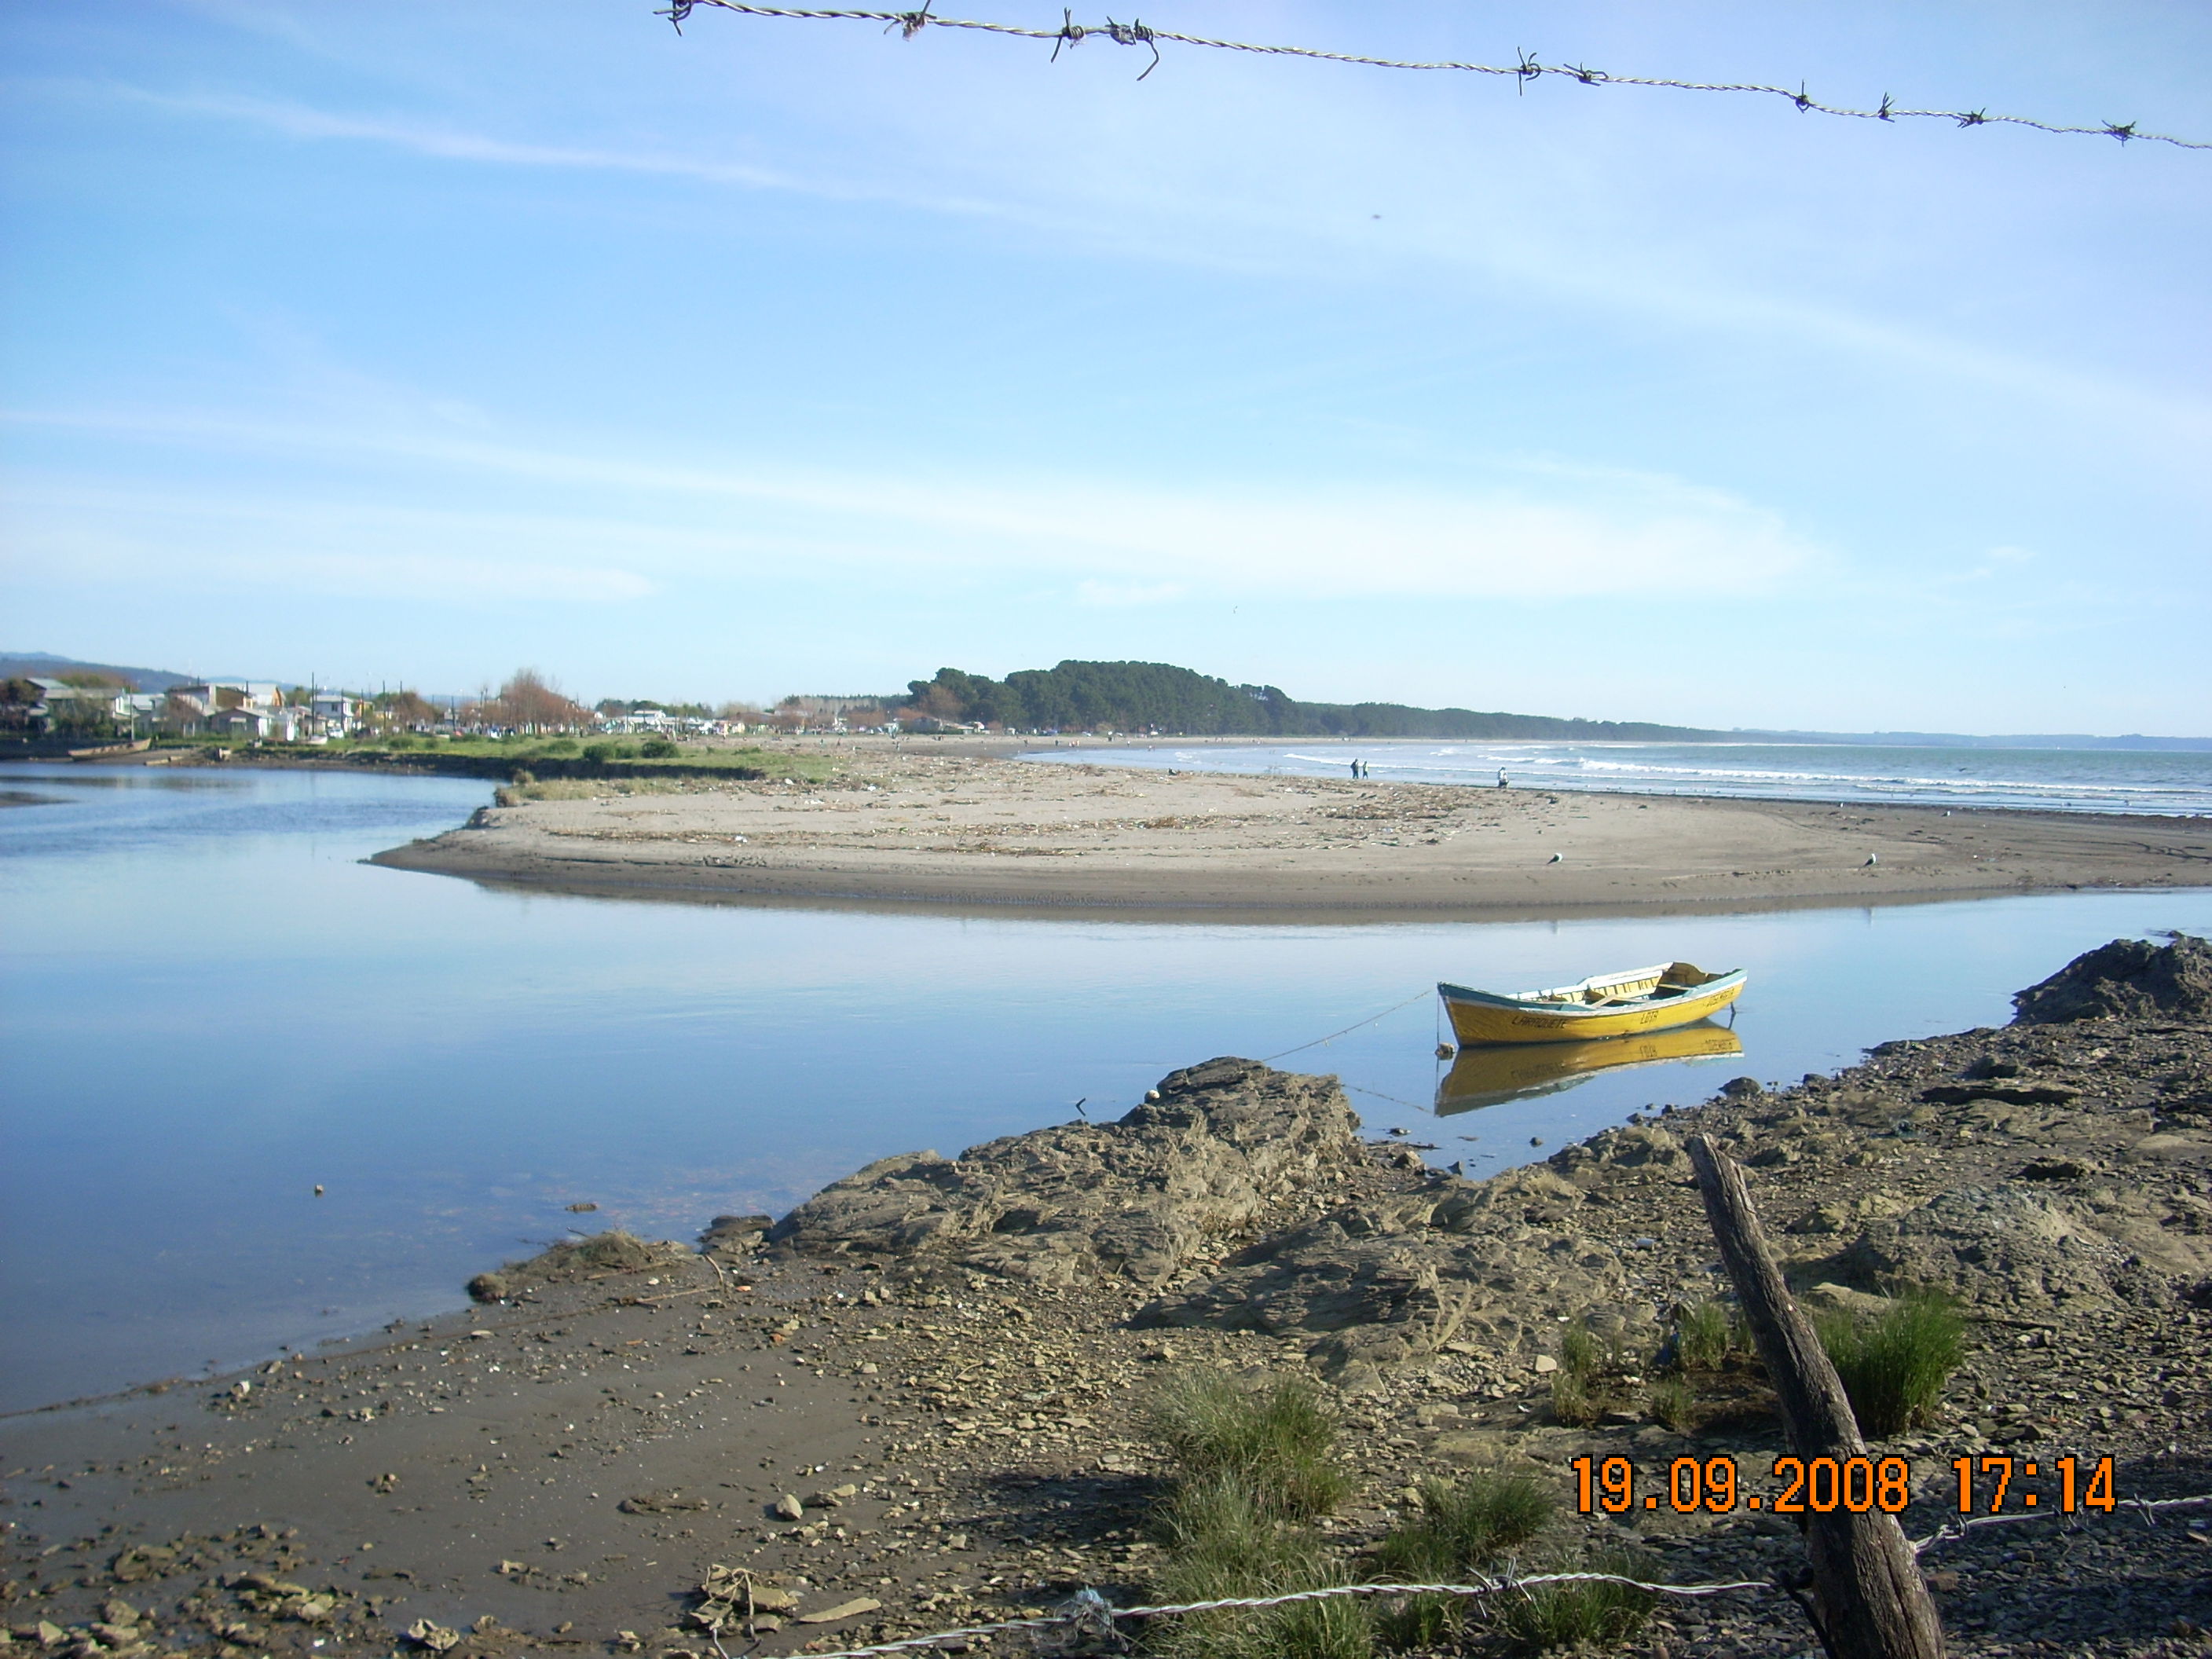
[781,1570,1782,1659]
[1910,1489,2212,1556]
[662,6,2212,145]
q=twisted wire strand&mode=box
[782,1570,1779,1659]
[660,2,2211,150]
[734,1489,2212,1657]
[1911,1489,2212,1556]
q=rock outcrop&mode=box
[1836,1185,2167,1309]
[762,1057,1365,1288]
[467,1229,693,1302]
[2013,932,2212,1024]
[1133,1124,1703,1381]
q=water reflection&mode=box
[6,761,2212,1412]
[1434,1023,1744,1115]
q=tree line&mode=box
[905,661,1719,740]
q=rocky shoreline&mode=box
[4,938,2210,1656]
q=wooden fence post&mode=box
[1686,1133,1946,1659]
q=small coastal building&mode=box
[20,678,134,732]
[309,692,361,734]
[208,708,275,739]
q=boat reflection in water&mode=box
[1434,1022,1744,1116]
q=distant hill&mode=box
[0,653,200,691]
[1743,729,2212,753]
[906,661,1725,741]
[906,661,2212,748]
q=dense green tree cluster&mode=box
[905,661,1717,740]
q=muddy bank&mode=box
[5,939,2210,1656]
[371,745,2212,922]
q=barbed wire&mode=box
[1911,1489,2212,1556]
[657,2,2210,151]
[727,1489,2212,1658]
[764,1570,1778,1659]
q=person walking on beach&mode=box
[1497,767,1508,789]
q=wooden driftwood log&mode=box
[1686,1133,1946,1659]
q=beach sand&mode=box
[371,737,2212,919]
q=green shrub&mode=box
[1817,1290,1965,1437]
[1377,1470,1552,1577]
[1647,1375,1697,1432]
[1492,1547,1656,1652]
[581,742,613,763]
[1548,1370,1599,1427]
[640,737,679,759]
[1144,1376,1366,1659]
[1372,1470,1554,1648]
[1147,1372,1349,1522]
[539,737,578,756]
[1558,1324,1599,1382]
[1671,1299,1743,1372]
[614,743,638,760]
[1150,1472,1368,1659]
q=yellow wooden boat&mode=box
[1434,1023,1743,1115]
[1437,961,1747,1045]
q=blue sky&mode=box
[3,2,2207,731]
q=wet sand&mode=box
[371,738,2212,920]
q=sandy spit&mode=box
[368,737,2212,921]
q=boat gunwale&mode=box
[1437,965,1747,1017]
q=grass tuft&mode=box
[1144,1375,1367,1659]
[1372,1470,1554,1648]
[1671,1298,1744,1372]
[1816,1289,1966,1437]
[1492,1547,1657,1653]
[1147,1372,1350,1522]
[1548,1370,1599,1427]
[1375,1470,1553,1577]
[1647,1375,1697,1433]
[1558,1324,1600,1380]
[1548,1320,1613,1426]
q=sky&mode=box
[2,2,2208,732]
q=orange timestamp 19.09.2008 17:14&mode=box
[1572,1453,2119,1516]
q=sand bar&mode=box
[370,736,2212,919]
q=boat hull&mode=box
[68,738,152,760]
[1439,965,1747,1044]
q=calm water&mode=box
[1031,740,2212,815]
[5,762,2210,1413]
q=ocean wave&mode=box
[1033,742,2212,816]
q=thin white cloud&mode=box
[75,80,1013,222]
[51,70,2211,460]
[2,405,1818,602]
[1,479,661,604]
